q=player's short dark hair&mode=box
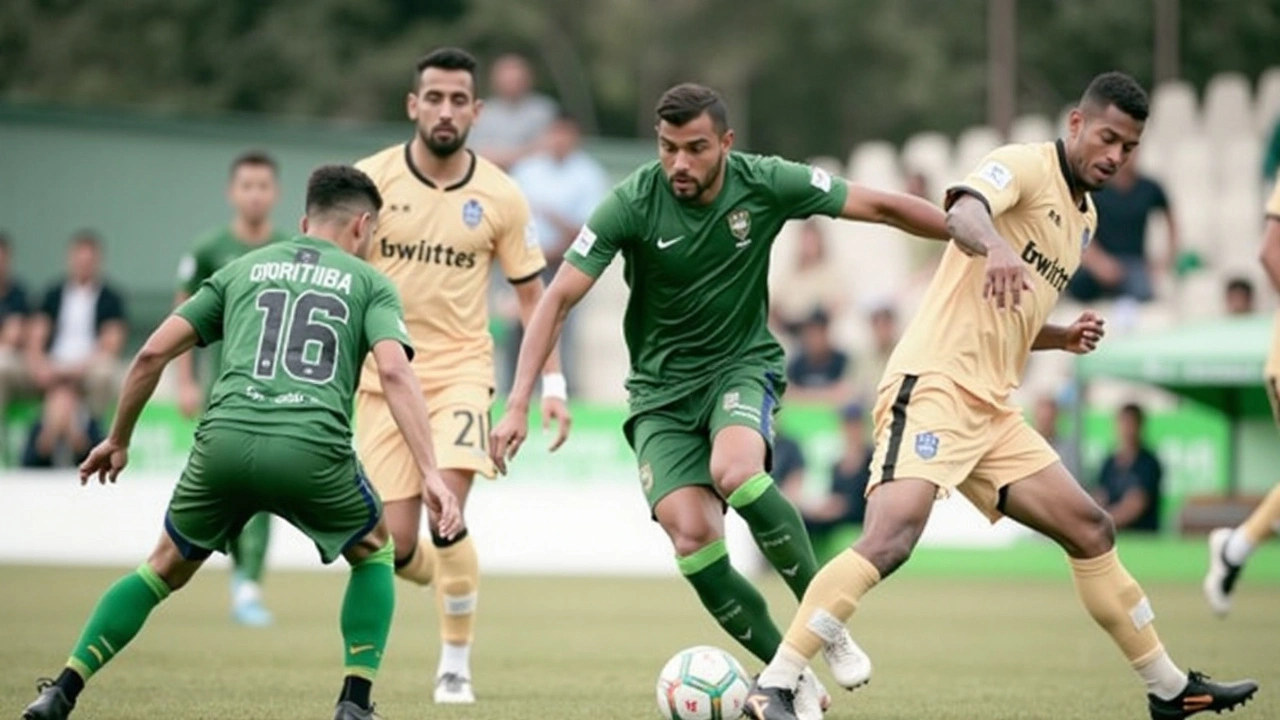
[1081,72,1149,122]
[415,47,478,88]
[229,149,278,178]
[305,165,383,219]
[656,83,729,134]
[69,229,101,250]
[1226,276,1254,296]
[1119,403,1145,425]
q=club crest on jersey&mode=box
[727,209,751,241]
[722,391,741,411]
[639,462,654,493]
[462,199,484,229]
[915,431,939,460]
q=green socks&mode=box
[66,564,171,682]
[230,512,271,582]
[728,472,820,600]
[678,539,783,663]
[342,542,396,679]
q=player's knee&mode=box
[668,522,723,558]
[709,458,762,497]
[853,519,925,578]
[1076,506,1116,557]
[387,521,418,561]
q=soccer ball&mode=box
[655,645,751,720]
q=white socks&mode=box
[1137,651,1188,700]
[756,644,807,690]
[1224,530,1254,566]
[438,642,472,679]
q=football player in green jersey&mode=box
[23,165,461,720]
[491,83,967,719]
[174,150,291,627]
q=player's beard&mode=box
[669,152,725,203]
[421,125,468,158]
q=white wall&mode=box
[0,471,1023,573]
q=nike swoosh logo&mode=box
[737,628,753,641]
[349,644,377,655]
[656,235,686,249]
[746,694,770,719]
[781,564,799,577]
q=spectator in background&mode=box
[23,231,127,466]
[785,308,850,404]
[1093,403,1163,533]
[471,53,558,169]
[1224,276,1255,315]
[0,232,30,417]
[1033,393,1079,478]
[851,303,898,405]
[770,219,844,340]
[790,403,871,564]
[1068,152,1178,303]
[771,429,808,500]
[508,113,610,389]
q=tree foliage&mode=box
[2,0,1278,158]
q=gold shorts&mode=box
[354,384,496,502]
[867,373,1060,522]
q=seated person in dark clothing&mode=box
[1093,403,1164,532]
[786,309,850,404]
[782,403,871,563]
[1068,154,1178,303]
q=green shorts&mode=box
[165,427,382,565]
[623,367,783,514]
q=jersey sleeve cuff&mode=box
[508,267,546,285]
[564,253,605,279]
[370,334,416,362]
[944,184,992,214]
[173,309,213,347]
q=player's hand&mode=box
[421,469,463,541]
[177,381,203,419]
[541,397,572,452]
[79,439,129,485]
[984,242,1034,310]
[489,407,530,476]
[1063,311,1106,354]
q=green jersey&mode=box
[176,236,413,449]
[177,227,290,387]
[565,152,849,413]
[177,226,291,295]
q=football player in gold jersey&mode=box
[746,73,1258,720]
[1204,179,1280,617]
[354,47,570,704]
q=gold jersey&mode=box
[355,143,545,393]
[883,141,1097,407]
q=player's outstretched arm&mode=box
[372,339,462,540]
[80,315,200,485]
[1033,311,1105,354]
[512,277,572,449]
[1259,217,1280,294]
[840,185,951,241]
[947,194,1034,309]
[490,263,597,472]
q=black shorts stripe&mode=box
[880,374,919,482]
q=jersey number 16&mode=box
[253,289,348,385]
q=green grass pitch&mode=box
[1,565,1276,719]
